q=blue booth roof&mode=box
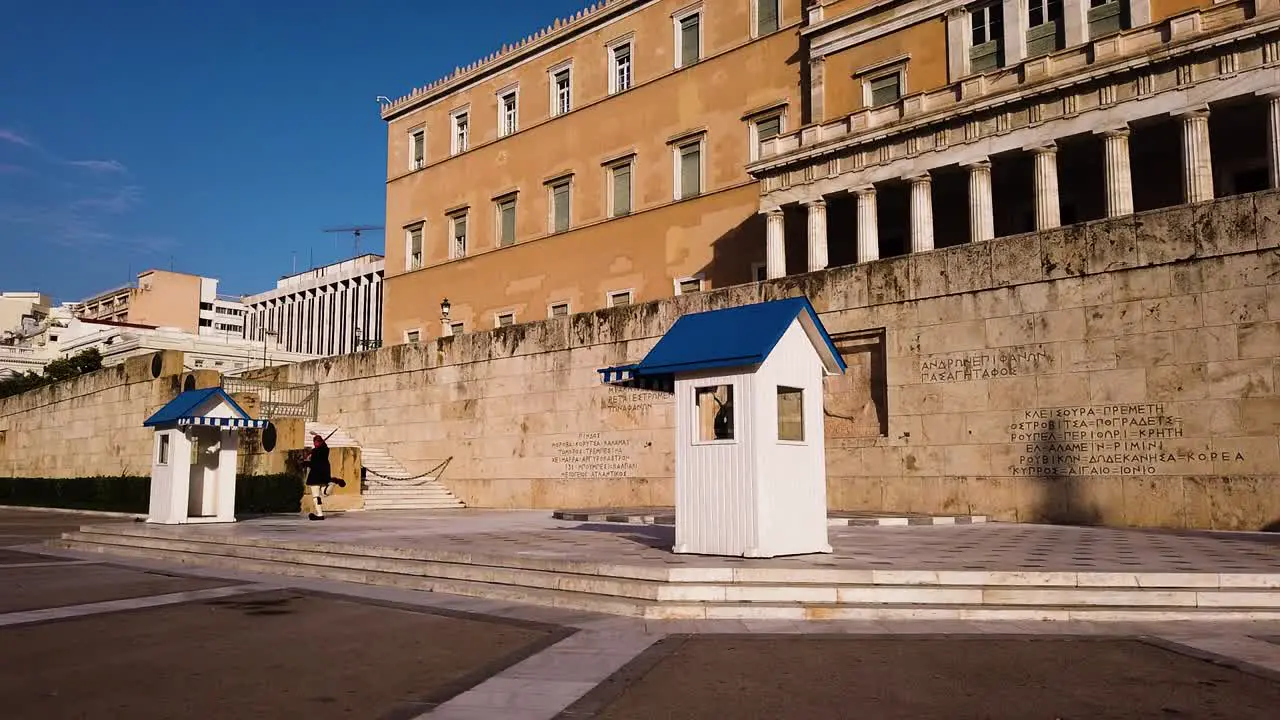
[598,297,846,389]
[144,388,268,429]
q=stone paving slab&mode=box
[0,563,237,614]
[0,547,73,565]
[0,509,130,547]
[0,588,566,720]
[562,635,1280,719]
[87,509,1280,573]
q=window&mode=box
[498,88,519,137]
[674,138,703,199]
[200,302,213,311]
[405,330,421,345]
[777,386,805,441]
[496,196,517,247]
[449,212,468,259]
[609,41,633,94]
[550,64,572,116]
[549,178,571,233]
[695,385,734,442]
[755,0,779,36]
[1027,0,1064,57]
[969,2,1004,72]
[751,113,783,161]
[495,312,515,328]
[199,318,212,327]
[867,70,903,107]
[675,9,701,68]
[449,321,465,336]
[675,277,702,295]
[410,128,425,169]
[450,110,469,155]
[549,302,570,318]
[607,290,633,307]
[609,160,633,217]
[407,224,424,270]
[157,434,170,465]
[753,263,768,282]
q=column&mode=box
[908,174,935,253]
[1178,107,1214,203]
[805,199,828,272]
[1030,142,1061,230]
[855,186,880,263]
[765,208,786,280]
[1099,127,1134,217]
[1263,91,1280,190]
[964,160,995,242]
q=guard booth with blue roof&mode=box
[143,388,267,524]
[599,297,846,558]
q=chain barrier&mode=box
[363,456,453,487]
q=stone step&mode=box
[364,487,457,496]
[52,537,650,617]
[52,528,1280,622]
[362,502,467,511]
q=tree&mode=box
[0,348,104,399]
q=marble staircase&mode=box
[306,422,464,510]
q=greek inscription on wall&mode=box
[1007,403,1245,477]
[551,432,639,479]
[920,345,1054,383]
[602,386,666,413]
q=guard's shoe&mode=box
[335,479,347,488]
[308,513,325,521]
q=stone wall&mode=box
[252,191,1280,530]
[0,351,187,478]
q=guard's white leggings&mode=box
[309,485,324,517]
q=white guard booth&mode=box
[598,297,847,558]
[142,388,267,524]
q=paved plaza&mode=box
[87,508,1280,573]
[5,508,1280,718]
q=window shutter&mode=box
[757,0,779,35]
[681,16,700,66]
[499,201,516,246]
[612,164,632,216]
[870,74,901,106]
[553,183,570,232]
[757,116,781,142]
[680,144,701,198]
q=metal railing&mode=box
[221,377,319,421]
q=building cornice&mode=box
[380,0,650,122]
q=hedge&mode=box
[0,474,303,515]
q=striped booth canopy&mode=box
[143,388,269,430]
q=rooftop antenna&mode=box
[323,225,385,258]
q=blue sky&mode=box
[0,0,590,303]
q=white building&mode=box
[243,254,384,357]
[52,318,318,375]
[198,277,248,340]
[0,292,51,338]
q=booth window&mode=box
[695,385,735,441]
[157,434,170,465]
[777,386,805,441]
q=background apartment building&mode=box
[243,254,385,357]
[74,269,247,339]
[379,0,1279,343]
[380,0,806,341]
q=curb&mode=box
[552,510,988,527]
[0,504,146,520]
